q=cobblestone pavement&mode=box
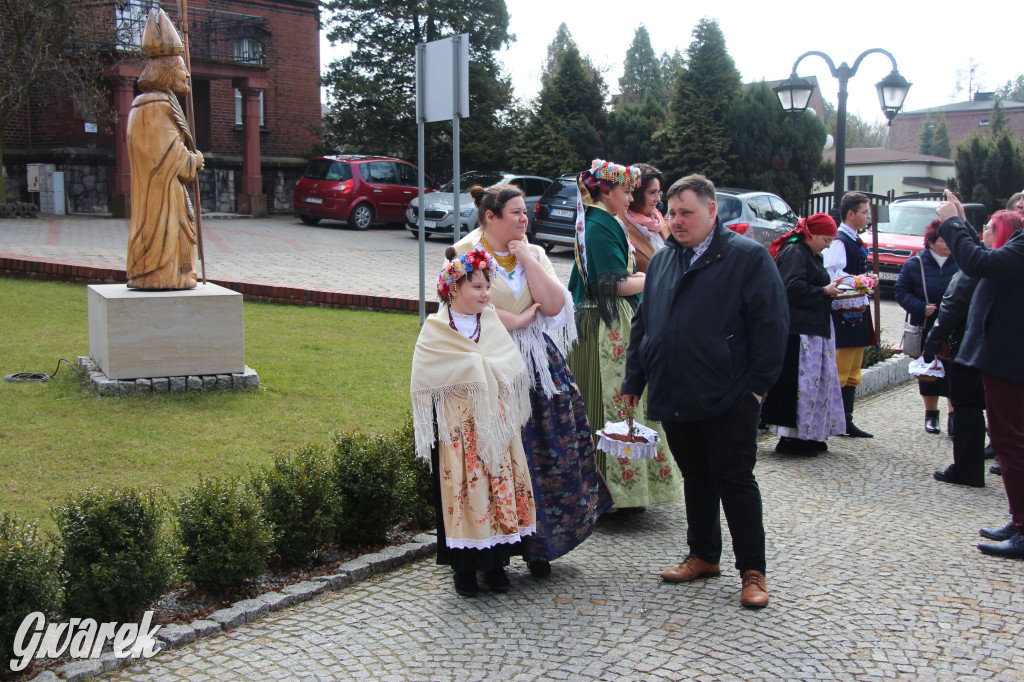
[0,214,908,345]
[100,382,1023,681]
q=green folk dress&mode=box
[567,204,682,508]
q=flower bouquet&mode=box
[597,412,660,460]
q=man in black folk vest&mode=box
[823,192,876,438]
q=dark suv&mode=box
[293,155,433,229]
[529,174,578,250]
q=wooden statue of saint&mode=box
[126,9,204,290]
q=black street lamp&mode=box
[773,49,911,212]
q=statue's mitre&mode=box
[141,9,184,58]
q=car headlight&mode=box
[460,208,474,217]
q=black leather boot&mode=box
[841,386,873,438]
[925,410,940,434]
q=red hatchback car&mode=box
[293,155,434,229]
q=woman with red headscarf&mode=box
[761,213,847,456]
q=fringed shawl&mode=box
[454,229,578,396]
[410,305,531,476]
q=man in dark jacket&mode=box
[622,174,788,608]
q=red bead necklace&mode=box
[449,311,481,343]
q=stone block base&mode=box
[77,356,259,396]
[88,283,244,380]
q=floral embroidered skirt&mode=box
[520,336,613,562]
[567,300,683,508]
[767,333,846,441]
[432,397,537,558]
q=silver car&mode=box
[716,188,799,249]
[405,171,552,238]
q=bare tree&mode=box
[953,58,983,102]
[0,0,125,201]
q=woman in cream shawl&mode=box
[454,185,611,580]
[411,246,536,597]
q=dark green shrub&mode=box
[391,415,435,530]
[331,427,416,544]
[53,487,174,622]
[252,445,337,565]
[0,514,63,671]
[174,477,275,590]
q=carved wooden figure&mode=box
[126,9,204,290]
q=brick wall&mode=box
[2,0,319,209]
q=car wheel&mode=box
[299,214,321,225]
[348,203,374,230]
[408,230,431,239]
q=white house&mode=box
[818,148,955,198]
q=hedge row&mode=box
[0,417,433,671]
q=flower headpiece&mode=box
[585,158,642,191]
[437,247,495,299]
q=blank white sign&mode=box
[416,34,470,123]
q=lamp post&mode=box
[773,49,911,212]
[774,50,911,356]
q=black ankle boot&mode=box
[925,410,940,434]
[841,386,873,438]
[453,570,479,597]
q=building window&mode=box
[979,118,990,127]
[234,37,265,65]
[115,0,147,50]
[847,175,873,193]
[235,90,264,127]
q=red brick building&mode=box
[887,92,1024,156]
[2,0,320,216]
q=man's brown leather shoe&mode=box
[740,570,769,608]
[660,555,721,583]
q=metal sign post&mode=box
[414,34,470,323]
[416,43,427,324]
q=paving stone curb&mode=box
[856,352,913,398]
[45,533,438,680]
[75,356,260,396]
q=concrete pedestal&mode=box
[88,283,244,380]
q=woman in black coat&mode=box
[938,198,1024,559]
[762,213,846,456]
[894,219,959,434]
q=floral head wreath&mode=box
[437,247,495,299]
[586,158,642,191]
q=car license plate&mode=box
[878,271,898,281]
[304,197,323,204]
[551,209,574,219]
[424,220,436,228]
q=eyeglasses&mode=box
[646,190,663,197]
[856,208,872,215]
[983,223,993,231]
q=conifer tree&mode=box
[618,26,667,108]
[932,117,951,158]
[320,0,517,175]
[654,19,741,184]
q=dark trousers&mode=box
[662,393,765,574]
[981,373,1024,533]
[947,362,986,485]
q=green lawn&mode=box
[0,278,421,527]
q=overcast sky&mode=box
[320,1,1019,130]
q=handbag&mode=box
[901,257,928,359]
